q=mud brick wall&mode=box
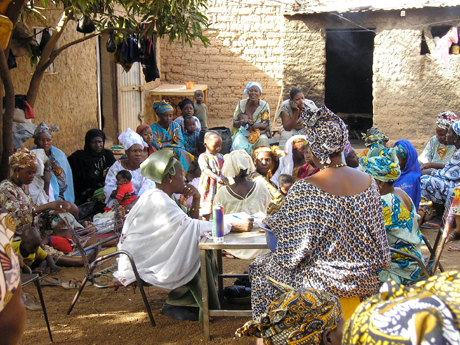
[155,0,286,130]
[11,9,98,155]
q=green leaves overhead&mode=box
[24,0,210,46]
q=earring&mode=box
[16,172,19,179]
[169,179,172,184]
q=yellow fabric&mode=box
[11,240,47,266]
[339,296,361,321]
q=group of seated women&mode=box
[3,80,460,343]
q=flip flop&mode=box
[40,277,82,289]
[448,242,460,251]
[22,293,42,311]
[40,277,63,287]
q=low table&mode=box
[199,229,268,340]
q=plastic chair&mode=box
[22,273,53,342]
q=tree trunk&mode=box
[0,45,15,181]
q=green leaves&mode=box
[23,0,210,47]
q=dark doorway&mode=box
[325,29,375,135]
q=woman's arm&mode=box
[252,122,269,134]
[0,284,26,345]
[280,108,300,132]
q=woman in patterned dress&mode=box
[248,146,284,215]
[32,122,74,202]
[420,121,460,208]
[419,111,459,175]
[361,143,423,284]
[249,105,391,322]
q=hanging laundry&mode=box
[139,24,160,82]
[436,26,458,69]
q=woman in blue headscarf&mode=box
[233,82,271,149]
[421,121,460,206]
[150,100,193,171]
[393,140,421,209]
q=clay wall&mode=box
[11,8,98,155]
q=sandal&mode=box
[22,293,42,311]
[40,277,82,289]
[448,242,460,251]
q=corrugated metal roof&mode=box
[287,0,460,15]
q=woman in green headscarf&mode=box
[114,150,217,321]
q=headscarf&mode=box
[343,141,353,159]
[83,129,105,155]
[343,271,460,345]
[140,149,182,184]
[393,140,422,208]
[436,111,459,130]
[33,122,59,138]
[243,82,263,96]
[178,98,194,110]
[362,127,389,147]
[9,147,37,169]
[301,105,348,164]
[118,128,148,151]
[253,146,280,180]
[153,100,174,115]
[452,120,460,136]
[222,150,256,180]
[136,124,156,155]
[360,143,401,182]
[236,277,342,344]
[284,135,307,172]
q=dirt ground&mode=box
[20,226,459,345]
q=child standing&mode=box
[199,131,227,219]
[12,225,60,274]
[183,116,200,156]
[114,170,137,205]
[194,90,208,130]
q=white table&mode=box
[199,229,268,340]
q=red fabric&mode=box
[50,236,73,253]
[116,182,137,205]
[148,144,156,155]
[24,101,35,119]
[297,164,320,180]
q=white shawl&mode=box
[271,135,307,187]
[114,188,212,289]
[29,148,55,205]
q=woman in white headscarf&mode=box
[215,150,271,259]
[103,128,155,206]
[233,82,271,148]
[28,149,55,205]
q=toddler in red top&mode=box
[115,170,137,205]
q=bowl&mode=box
[260,223,277,252]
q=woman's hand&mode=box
[43,161,52,184]
[231,218,254,232]
[183,184,200,200]
[262,218,270,228]
[49,201,72,213]
[110,188,118,198]
[216,177,228,185]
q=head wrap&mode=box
[136,124,150,135]
[452,120,460,136]
[33,122,59,139]
[236,277,342,344]
[362,127,389,147]
[153,100,174,115]
[118,128,148,151]
[281,134,307,174]
[243,82,263,96]
[9,148,37,169]
[253,146,280,180]
[222,150,255,180]
[343,141,353,159]
[360,143,401,182]
[140,149,182,184]
[84,129,105,154]
[436,111,459,130]
[179,98,194,110]
[392,140,421,207]
[301,105,348,165]
[343,271,460,345]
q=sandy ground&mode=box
[20,226,459,345]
